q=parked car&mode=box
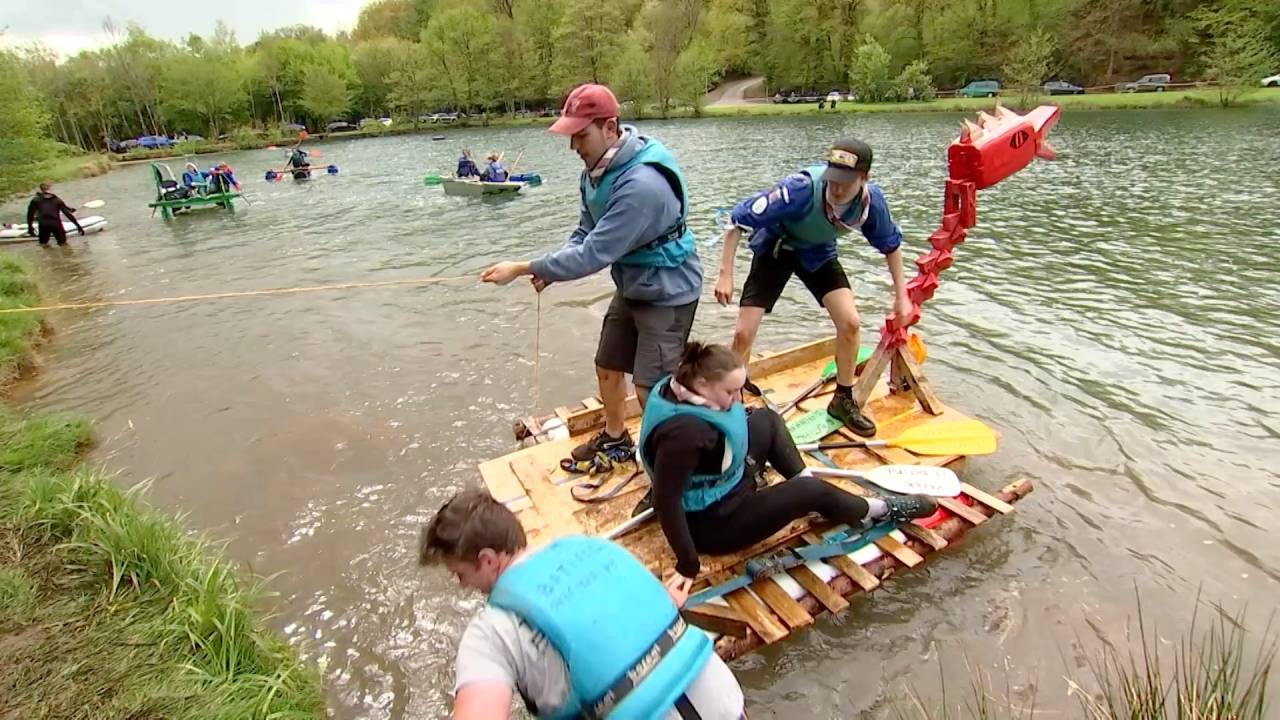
[326,121,357,133]
[433,112,460,124]
[1118,73,1170,93]
[957,80,1000,97]
[826,90,844,103]
[137,135,172,149]
[283,123,306,133]
[357,117,393,129]
[1262,73,1280,87]
[1043,80,1084,95]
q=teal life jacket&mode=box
[778,164,870,249]
[638,376,749,512]
[488,535,713,719]
[581,138,695,268]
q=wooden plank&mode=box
[723,588,789,643]
[682,604,749,638]
[851,344,892,408]
[750,578,813,630]
[900,522,948,551]
[937,496,988,526]
[581,397,603,411]
[509,455,584,538]
[554,406,574,425]
[788,565,849,613]
[894,344,944,416]
[960,482,1016,515]
[563,395,642,436]
[875,534,924,567]
[747,336,837,380]
[803,532,879,592]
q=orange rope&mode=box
[0,275,477,314]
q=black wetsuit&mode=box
[26,192,83,246]
[643,390,872,578]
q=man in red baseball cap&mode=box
[482,84,703,470]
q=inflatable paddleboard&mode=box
[0,215,108,243]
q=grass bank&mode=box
[1,153,111,204]
[0,259,324,719]
[699,88,1280,118]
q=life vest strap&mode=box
[581,616,689,720]
[635,220,687,252]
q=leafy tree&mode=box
[610,32,656,117]
[420,6,501,113]
[353,38,412,116]
[553,0,625,86]
[299,63,353,122]
[849,35,894,102]
[893,59,936,101]
[1194,5,1279,106]
[354,0,420,41]
[1002,29,1056,107]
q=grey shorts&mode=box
[594,293,698,389]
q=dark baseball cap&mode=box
[824,137,873,182]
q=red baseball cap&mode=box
[549,84,621,135]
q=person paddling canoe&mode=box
[638,341,937,593]
[420,487,746,719]
[714,137,912,437]
[481,83,702,466]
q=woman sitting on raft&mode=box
[639,341,938,600]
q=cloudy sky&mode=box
[0,0,367,57]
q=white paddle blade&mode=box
[83,200,105,209]
[811,464,961,497]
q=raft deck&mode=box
[479,336,1033,658]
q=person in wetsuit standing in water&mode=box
[26,183,84,246]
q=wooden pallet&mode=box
[478,336,1033,658]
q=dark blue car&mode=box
[1043,80,1084,95]
[137,135,172,149]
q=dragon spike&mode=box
[963,119,984,139]
[976,111,999,128]
[958,123,971,142]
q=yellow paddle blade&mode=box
[887,420,997,456]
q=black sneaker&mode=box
[631,488,653,517]
[827,393,876,437]
[883,494,939,524]
[571,429,634,462]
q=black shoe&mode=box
[883,494,939,524]
[743,378,763,397]
[631,488,653,517]
[571,429,634,462]
[827,393,876,437]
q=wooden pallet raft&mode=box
[478,336,1035,658]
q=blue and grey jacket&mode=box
[529,126,703,305]
[728,166,902,273]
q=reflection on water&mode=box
[4,106,1279,718]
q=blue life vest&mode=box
[581,139,695,268]
[489,536,713,719]
[638,376,749,512]
[779,164,870,249]
[485,162,509,182]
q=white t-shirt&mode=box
[455,605,744,719]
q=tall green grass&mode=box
[0,257,323,718]
[895,597,1274,719]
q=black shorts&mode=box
[594,293,698,389]
[739,247,850,313]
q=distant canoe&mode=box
[441,178,525,197]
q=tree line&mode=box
[1,0,1277,156]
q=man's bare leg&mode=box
[598,365,628,437]
[730,306,767,365]
[822,288,860,386]
[822,288,876,436]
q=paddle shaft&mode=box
[602,508,654,540]
[778,373,833,416]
